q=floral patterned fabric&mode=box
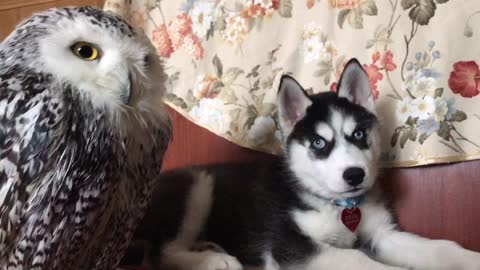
[105,0,480,167]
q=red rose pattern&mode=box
[448,61,480,98]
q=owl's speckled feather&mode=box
[0,7,171,270]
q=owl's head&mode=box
[1,6,165,110]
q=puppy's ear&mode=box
[277,75,312,136]
[337,58,375,113]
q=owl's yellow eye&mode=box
[71,42,99,61]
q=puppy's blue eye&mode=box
[312,138,326,149]
[353,130,365,140]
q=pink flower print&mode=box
[381,50,397,72]
[272,0,280,9]
[363,64,382,100]
[242,4,264,18]
[182,33,204,60]
[152,24,174,58]
[330,82,338,92]
[307,0,315,9]
[169,13,193,49]
[372,51,381,64]
[328,0,365,9]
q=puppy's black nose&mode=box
[343,167,365,187]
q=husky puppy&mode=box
[137,59,480,270]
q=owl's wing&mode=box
[0,70,62,257]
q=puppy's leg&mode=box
[372,230,480,270]
[362,203,480,270]
[160,245,242,270]
[191,241,227,253]
[300,246,407,270]
[153,172,243,270]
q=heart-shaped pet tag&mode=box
[341,208,361,232]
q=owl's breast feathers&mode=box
[0,68,171,269]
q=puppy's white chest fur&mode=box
[293,201,358,248]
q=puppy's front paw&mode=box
[435,240,480,270]
[378,266,408,270]
[191,241,227,253]
[197,251,243,270]
[459,250,480,270]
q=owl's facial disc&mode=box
[69,40,131,103]
[31,8,161,111]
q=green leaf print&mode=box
[450,110,467,122]
[337,9,351,29]
[401,0,418,10]
[408,0,436,25]
[437,121,450,141]
[360,0,378,16]
[212,55,223,78]
[278,0,293,18]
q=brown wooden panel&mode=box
[0,8,19,39]
[0,0,56,11]
[162,107,271,171]
[0,0,104,12]
[17,1,63,18]
[58,0,104,7]
[0,0,105,41]
[17,0,104,19]
[382,162,480,251]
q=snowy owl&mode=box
[0,6,171,270]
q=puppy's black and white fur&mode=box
[136,59,480,270]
